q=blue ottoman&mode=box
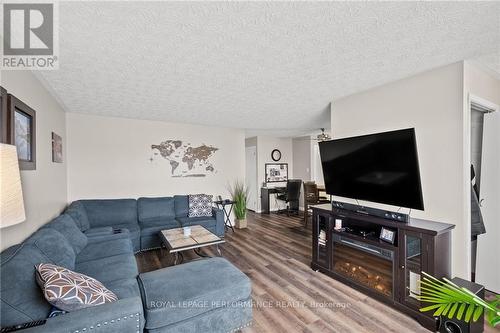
[138,258,253,333]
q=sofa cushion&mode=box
[81,199,138,228]
[75,254,138,284]
[105,278,141,299]
[86,228,130,244]
[76,238,134,263]
[174,195,189,217]
[35,263,118,312]
[138,257,251,329]
[188,194,213,218]
[146,299,252,333]
[43,214,88,255]
[139,219,181,249]
[177,216,217,228]
[140,219,180,235]
[64,201,90,231]
[84,226,114,237]
[0,244,52,327]
[25,228,76,269]
[138,197,175,222]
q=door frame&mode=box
[464,93,499,280]
[245,145,258,212]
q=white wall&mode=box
[1,71,67,250]
[463,62,500,291]
[331,62,468,278]
[255,136,293,212]
[292,136,312,209]
[464,62,500,106]
[292,136,312,182]
[66,113,245,202]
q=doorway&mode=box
[468,95,499,293]
[245,146,257,212]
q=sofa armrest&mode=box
[212,207,225,237]
[22,297,144,333]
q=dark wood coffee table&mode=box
[159,225,225,265]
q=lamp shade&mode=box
[0,143,26,228]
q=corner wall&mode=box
[463,61,500,292]
[331,62,468,278]
[293,136,312,209]
[66,113,245,201]
[255,136,293,212]
[0,71,67,250]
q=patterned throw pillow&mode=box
[35,263,118,312]
[188,194,213,217]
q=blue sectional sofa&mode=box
[0,196,252,333]
[65,196,225,252]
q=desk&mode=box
[260,187,285,214]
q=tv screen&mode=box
[319,128,424,210]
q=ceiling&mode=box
[36,1,500,137]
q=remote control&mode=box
[1,319,46,332]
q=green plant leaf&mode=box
[419,272,499,328]
[420,304,444,312]
[489,316,500,327]
[465,304,475,323]
[433,304,447,317]
[448,302,459,319]
[473,305,483,322]
[486,299,500,327]
[418,297,451,303]
[228,180,249,219]
[442,303,452,316]
[457,302,467,320]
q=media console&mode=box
[311,204,455,331]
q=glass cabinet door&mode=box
[401,231,425,308]
[314,213,331,269]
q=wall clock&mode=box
[271,149,281,161]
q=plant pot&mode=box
[235,218,247,229]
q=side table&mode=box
[214,200,235,232]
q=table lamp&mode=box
[1,143,26,228]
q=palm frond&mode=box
[417,272,500,328]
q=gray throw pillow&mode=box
[35,263,118,312]
[188,194,213,218]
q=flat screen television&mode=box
[318,128,424,210]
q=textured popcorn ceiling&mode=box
[37,1,500,136]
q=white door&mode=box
[245,146,257,211]
[476,110,500,293]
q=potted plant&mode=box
[418,272,500,328]
[229,181,249,229]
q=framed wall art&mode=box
[265,163,288,183]
[52,132,63,163]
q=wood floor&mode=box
[135,212,498,333]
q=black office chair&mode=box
[276,179,302,216]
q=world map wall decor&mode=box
[151,140,219,177]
